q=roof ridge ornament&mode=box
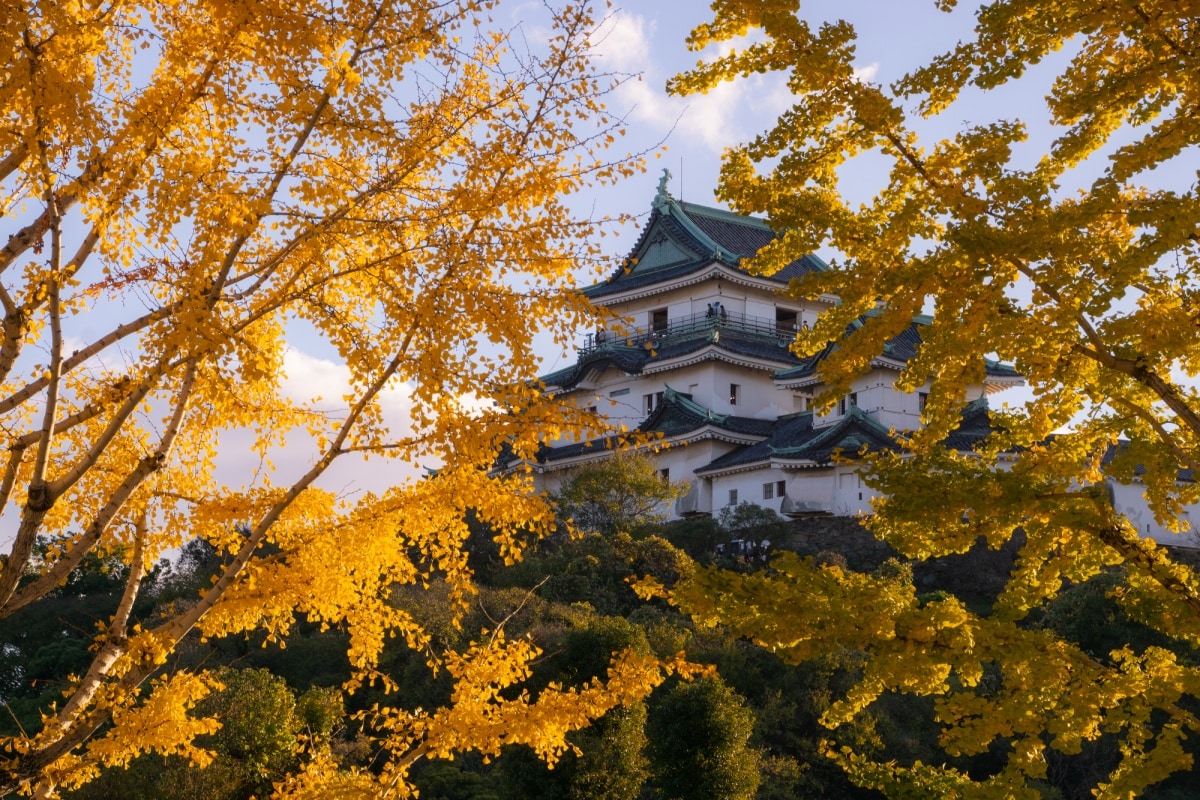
[653,168,673,212]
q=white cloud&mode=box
[280,348,419,433]
[853,62,880,83]
[590,15,797,158]
[208,349,423,498]
[590,11,683,134]
[590,10,654,74]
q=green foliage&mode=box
[412,758,504,800]
[185,668,301,794]
[0,536,162,737]
[717,501,786,537]
[1037,569,1197,666]
[295,685,345,744]
[493,614,652,800]
[552,454,687,536]
[488,531,691,617]
[645,676,761,800]
[565,702,649,800]
[660,516,723,560]
[65,667,337,800]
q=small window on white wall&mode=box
[776,480,786,498]
[728,489,738,506]
[762,482,774,500]
[839,392,858,415]
[651,308,668,332]
[644,391,664,415]
[919,392,929,413]
[730,383,740,406]
[659,468,670,482]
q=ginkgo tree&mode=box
[661,0,1200,796]
[0,0,679,795]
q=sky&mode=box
[191,0,1177,503]
[0,2,1115,516]
[4,1,1189,554]
[577,0,987,227]
[295,0,1051,494]
[7,1,1190,542]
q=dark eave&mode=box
[542,316,808,393]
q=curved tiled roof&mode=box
[697,399,1002,475]
[646,327,802,369]
[543,326,805,392]
[584,192,826,300]
[536,387,773,465]
[695,412,817,473]
[527,386,1002,474]
[643,386,775,438]
[539,346,650,390]
[942,398,995,451]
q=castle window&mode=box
[762,482,774,500]
[839,392,858,415]
[651,307,668,332]
[777,480,787,497]
[644,391,664,415]
[775,308,798,333]
[659,468,670,482]
[728,489,738,506]
[730,383,740,406]
[919,392,929,413]
[610,388,629,397]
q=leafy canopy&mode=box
[552,453,688,536]
[665,0,1200,796]
[0,0,680,794]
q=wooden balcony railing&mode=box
[579,310,800,355]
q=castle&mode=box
[526,177,1193,545]
[525,175,1019,519]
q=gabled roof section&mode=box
[642,386,775,439]
[770,406,898,465]
[535,386,773,466]
[697,399,1005,476]
[584,172,827,301]
[943,398,995,451]
[694,412,817,474]
[539,346,649,391]
[697,406,900,475]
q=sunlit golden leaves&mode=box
[0,0,652,793]
[670,0,1200,794]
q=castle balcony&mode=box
[579,310,800,356]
